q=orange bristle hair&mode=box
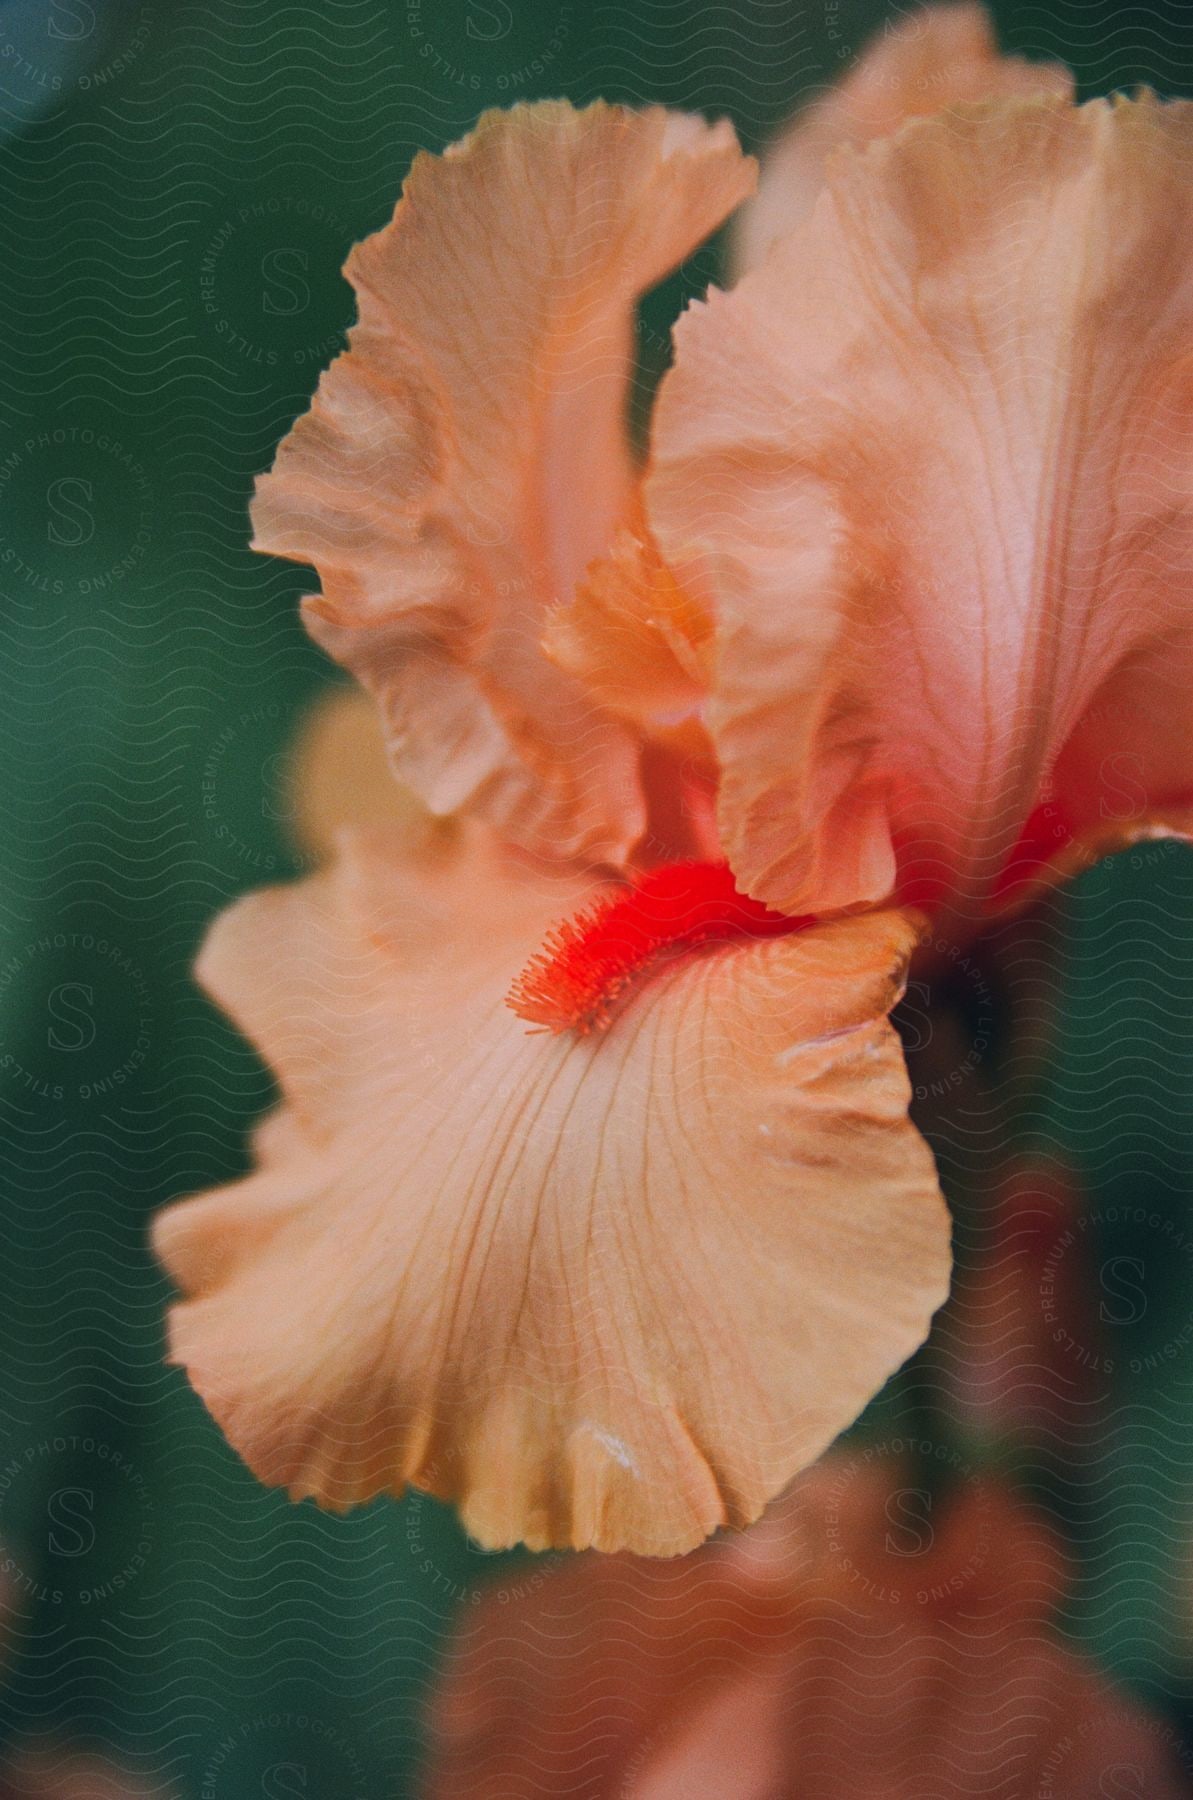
[507,859,808,1035]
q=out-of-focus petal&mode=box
[933,1157,1099,1442]
[1,1748,177,1799]
[285,682,451,865]
[428,1535,795,1798]
[428,1464,1189,1798]
[649,94,1193,928]
[154,830,947,1555]
[251,102,755,866]
[734,3,1072,274]
[630,1616,1188,1800]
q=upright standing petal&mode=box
[649,95,1193,927]
[997,639,1193,906]
[251,103,755,865]
[153,828,947,1555]
[735,2,1071,274]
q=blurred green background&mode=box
[1,0,1193,1793]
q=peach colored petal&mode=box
[649,94,1193,930]
[250,103,755,866]
[285,682,452,866]
[428,1467,1188,1798]
[734,3,1072,274]
[544,524,723,864]
[635,739,723,867]
[544,522,713,734]
[992,636,1193,909]
[995,804,1193,915]
[154,829,947,1554]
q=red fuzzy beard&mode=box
[507,860,809,1035]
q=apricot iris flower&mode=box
[426,1461,1192,1797]
[154,6,1193,1554]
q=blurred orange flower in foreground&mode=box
[426,1462,1192,1798]
[154,6,1193,1554]
[0,1749,175,1800]
[0,1581,175,1798]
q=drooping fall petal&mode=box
[250,102,755,867]
[427,1461,1189,1798]
[648,93,1193,927]
[734,3,1071,274]
[153,828,947,1555]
